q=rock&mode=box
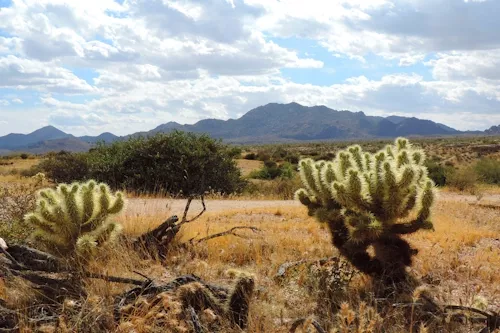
[0,238,7,251]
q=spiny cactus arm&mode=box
[60,184,82,227]
[77,222,121,255]
[93,222,122,245]
[81,184,125,231]
[348,145,364,171]
[390,181,435,234]
[81,181,95,223]
[299,159,321,197]
[75,234,97,255]
[337,152,352,177]
[107,191,125,214]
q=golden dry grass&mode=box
[0,158,40,184]
[236,159,264,177]
[100,195,500,332]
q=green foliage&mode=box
[20,153,29,160]
[24,180,125,259]
[85,131,244,195]
[249,161,295,180]
[37,151,89,183]
[244,153,257,160]
[296,138,435,282]
[243,176,302,199]
[425,160,453,187]
[446,166,478,193]
[475,157,500,184]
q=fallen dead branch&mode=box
[190,226,262,244]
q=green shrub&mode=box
[256,150,271,162]
[475,157,500,184]
[285,154,300,165]
[446,166,478,193]
[243,176,302,199]
[244,153,257,160]
[249,161,295,180]
[86,131,245,196]
[38,151,89,183]
[425,160,452,186]
[20,153,29,160]
[229,146,243,158]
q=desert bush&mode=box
[249,161,295,180]
[37,151,89,183]
[24,180,125,260]
[243,176,302,199]
[425,160,452,186]
[20,153,29,160]
[86,131,245,195]
[244,152,257,160]
[475,157,500,184]
[285,154,300,164]
[296,138,435,284]
[0,178,46,243]
[256,150,271,162]
[446,166,478,193]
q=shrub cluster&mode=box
[34,131,245,196]
[248,161,295,180]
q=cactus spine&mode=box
[24,180,125,259]
[296,138,435,282]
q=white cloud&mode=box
[0,56,95,94]
[0,0,499,136]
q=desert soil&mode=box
[126,192,500,217]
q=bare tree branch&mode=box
[179,196,206,225]
[191,226,262,244]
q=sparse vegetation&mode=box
[475,157,500,185]
[1,134,499,332]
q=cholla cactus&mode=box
[24,180,125,259]
[296,138,435,282]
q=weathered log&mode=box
[115,274,229,311]
[130,196,207,258]
[5,244,65,272]
[130,215,180,257]
[0,302,18,332]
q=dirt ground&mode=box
[126,191,500,219]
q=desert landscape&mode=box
[1,135,499,333]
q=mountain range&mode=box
[0,102,496,154]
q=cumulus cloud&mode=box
[0,0,499,135]
[0,56,95,94]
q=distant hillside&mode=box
[0,126,71,150]
[140,103,463,142]
[80,132,119,144]
[486,125,500,135]
[0,103,497,154]
[21,138,91,154]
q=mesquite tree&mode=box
[24,180,125,260]
[296,138,435,283]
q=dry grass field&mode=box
[29,193,493,332]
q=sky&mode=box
[1,0,500,136]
